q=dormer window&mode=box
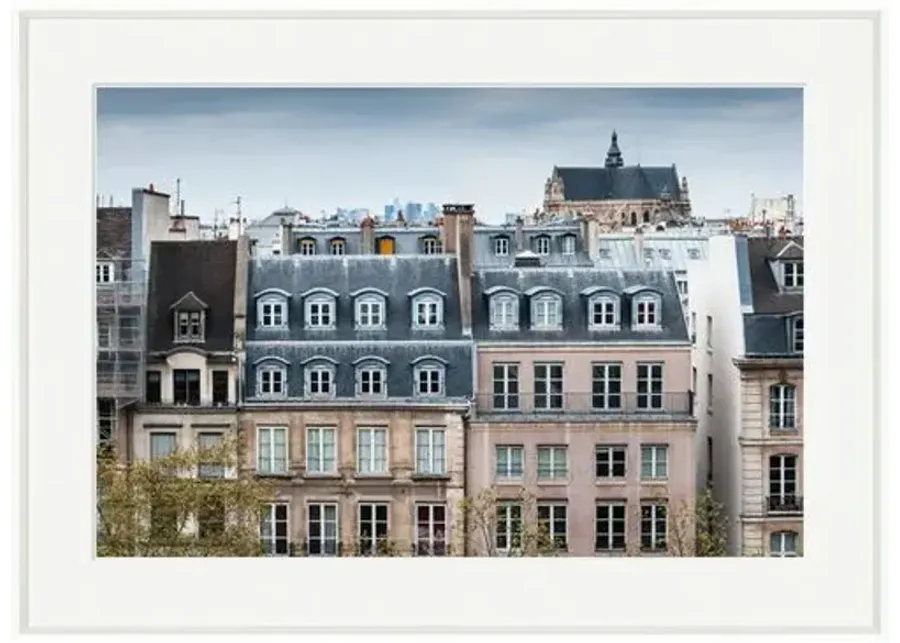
[302,289,339,330]
[534,236,551,256]
[255,358,289,398]
[494,236,510,256]
[329,238,346,255]
[588,295,619,330]
[490,294,519,330]
[531,294,562,330]
[170,291,208,343]
[791,316,804,353]
[256,289,291,329]
[412,356,447,397]
[298,238,317,256]
[302,358,338,398]
[783,261,803,289]
[561,235,576,255]
[633,294,662,330]
[409,289,445,329]
[96,261,115,283]
[355,296,385,329]
[354,357,389,398]
[687,248,700,260]
[421,236,442,255]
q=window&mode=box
[495,445,524,479]
[260,503,290,556]
[783,261,803,288]
[676,277,688,296]
[531,295,562,330]
[96,319,112,348]
[257,365,286,397]
[415,428,446,475]
[534,236,551,255]
[299,238,317,255]
[358,503,389,555]
[537,503,567,551]
[496,503,523,553]
[792,316,804,352]
[596,445,627,479]
[589,297,618,329]
[415,504,447,556]
[356,364,386,397]
[145,371,161,403]
[690,312,697,343]
[97,398,114,444]
[355,297,385,329]
[257,426,288,475]
[212,370,229,405]
[769,384,797,430]
[641,445,668,480]
[634,296,659,328]
[636,363,664,410]
[415,365,444,397]
[494,236,509,256]
[329,239,346,255]
[769,531,799,557]
[642,210,650,224]
[595,503,627,552]
[492,363,519,410]
[641,503,668,552]
[197,432,224,478]
[768,454,799,510]
[561,235,576,255]
[413,295,443,329]
[490,294,519,330]
[307,427,337,474]
[537,446,568,480]
[707,373,714,414]
[305,296,335,329]
[591,363,622,410]
[307,503,339,556]
[259,299,286,328]
[377,236,395,255]
[357,427,387,474]
[198,499,225,540]
[150,432,177,460]
[173,369,200,405]
[706,315,713,349]
[534,363,563,410]
[707,437,714,485]
[96,261,115,283]
[421,236,442,254]
[175,310,204,342]
[687,248,700,260]
[305,366,334,397]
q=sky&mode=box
[96,87,803,224]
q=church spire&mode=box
[605,130,624,168]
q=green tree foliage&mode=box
[457,487,560,557]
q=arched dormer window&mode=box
[301,288,339,330]
[580,287,620,330]
[524,287,564,330]
[408,288,445,329]
[411,355,447,397]
[769,383,797,431]
[642,210,650,224]
[630,212,638,227]
[493,235,510,257]
[560,234,576,255]
[297,237,317,256]
[624,286,663,330]
[420,235,442,255]
[485,286,520,330]
[301,356,338,398]
[253,356,289,398]
[533,235,551,256]
[790,315,804,353]
[353,356,389,398]
[376,235,396,255]
[329,237,346,256]
[254,288,291,329]
[350,288,389,330]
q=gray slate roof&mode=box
[472,224,594,268]
[555,165,683,202]
[746,237,804,314]
[96,207,132,258]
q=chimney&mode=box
[360,215,375,254]
[279,217,293,255]
[514,216,525,251]
[440,204,460,254]
[634,227,645,267]
[179,199,185,216]
[582,217,600,263]
[441,204,475,336]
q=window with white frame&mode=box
[636,363,664,410]
[595,445,627,479]
[537,445,568,480]
[174,310,205,342]
[329,238,346,255]
[412,294,443,328]
[415,427,446,475]
[149,432,177,461]
[358,503,389,555]
[595,502,627,552]
[591,363,622,410]
[299,238,317,255]
[307,503,339,556]
[792,316,804,352]
[258,298,287,328]
[561,235,576,255]
[355,363,387,397]
[421,236,442,254]
[534,363,563,410]
[640,444,668,480]
[634,295,660,328]
[531,294,562,330]
[676,276,688,297]
[537,503,567,551]
[494,236,509,256]
[260,503,290,555]
[355,296,385,329]
[489,294,519,330]
[770,384,797,430]
[769,531,799,557]
[305,296,335,329]
[415,503,447,556]
[414,364,444,397]
[257,363,287,397]
[492,363,519,410]
[197,432,225,478]
[640,503,668,551]
[304,364,335,397]
[306,427,337,474]
[534,236,551,255]
[589,296,618,329]
[495,445,524,479]
[496,503,523,552]
[257,426,288,475]
[768,454,798,508]
[783,261,803,289]
[357,427,387,474]
[96,261,115,283]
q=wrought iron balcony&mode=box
[473,392,694,420]
[767,494,804,515]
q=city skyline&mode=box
[96,87,803,224]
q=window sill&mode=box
[536,478,569,486]
[354,473,393,480]
[304,472,341,479]
[494,478,525,486]
[594,549,628,556]
[256,471,292,479]
[258,325,289,331]
[411,326,446,332]
[354,326,388,332]
[588,325,622,332]
[410,473,451,481]
[595,479,628,486]
[640,479,668,485]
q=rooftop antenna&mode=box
[233,196,243,235]
[174,178,182,217]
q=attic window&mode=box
[494,237,510,256]
[96,261,115,283]
[561,235,576,255]
[299,238,317,256]
[534,236,551,256]
[175,310,205,343]
[783,261,804,289]
[791,316,804,353]
[687,248,700,260]
[489,294,519,330]
[588,295,619,330]
[412,294,444,329]
[329,238,346,255]
[531,294,562,330]
[305,295,336,329]
[421,236,442,255]
[633,294,661,330]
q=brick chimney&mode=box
[360,215,375,254]
[279,217,293,255]
[442,204,475,335]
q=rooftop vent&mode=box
[514,250,542,268]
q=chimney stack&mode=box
[361,215,375,254]
[279,217,293,255]
[441,204,475,336]
[514,216,525,252]
[634,227,645,267]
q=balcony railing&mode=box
[141,400,236,409]
[473,392,694,419]
[767,494,804,515]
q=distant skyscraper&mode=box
[405,202,423,223]
[384,204,397,222]
[424,202,439,222]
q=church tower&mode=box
[604,130,624,168]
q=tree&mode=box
[669,487,730,557]
[456,486,560,557]
[96,436,277,557]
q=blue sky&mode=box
[96,87,803,224]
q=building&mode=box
[688,234,804,556]
[542,131,692,228]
